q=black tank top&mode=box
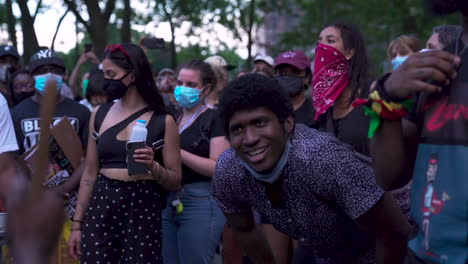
[93,102,166,169]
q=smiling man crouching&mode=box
[211,73,411,264]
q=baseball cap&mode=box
[204,55,236,71]
[28,49,66,74]
[158,68,175,76]
[0,45,20,60]
[274,50,311,71]
[253,54,274,67]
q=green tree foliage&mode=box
[275,0,459,75]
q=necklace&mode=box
[455,30,468,57]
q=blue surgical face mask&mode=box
[391,56,408,70]
[34,73,63,94]
[239,142,291,184]
[174,85,203,109]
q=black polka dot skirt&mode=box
[81,175,165,264]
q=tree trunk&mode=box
[246,0,256,65]
[16,0,39,61]
[6,0,17,49]
[121,0,131,42]
[169,19,177,69]
[89,21,109,57]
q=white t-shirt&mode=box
[0,94,18,154]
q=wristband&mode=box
[353,89,413,138]
[72,219,83,223]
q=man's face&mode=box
[253,61,274,77]
[425,0,466,15]
[228,107,293,173]
[157,72,177,93]
[426,33,444,50]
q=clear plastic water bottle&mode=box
[130,120,147,141]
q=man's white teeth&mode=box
[248,148,265,156]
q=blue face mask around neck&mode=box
[34,73,63,94]
[239,142,291,184]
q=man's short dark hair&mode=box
[218,73,294,136]
[433,25,463,48]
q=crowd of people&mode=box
[0,0,467,263]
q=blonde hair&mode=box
[387,35,421,60]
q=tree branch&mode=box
[63,0,91,32]
[51,7,70,51]
[103,0,117,22]
[32,0,43,22]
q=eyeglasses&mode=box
[105,44,131,60]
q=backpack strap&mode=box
[92,102,114,141]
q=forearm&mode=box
[54,161,85,194]
[72,172,97,221]
[371,119,416,190]
[376,238,407,264]
[234,226,276,264]
[150,161,181,191]
[69,63,83,95]
[181,150,216,178]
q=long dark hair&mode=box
[176,59,216,97]
[104,43,166,114]
[326,21,370,104]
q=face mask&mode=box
[82,79,89,97]
[34,73,63,94]
[275,76,304,96]
[312,43,350,120]
[102,72,131,100]
[174,85,203,109]
[239,142,290,184]
[392,56,408,70]
[12,91,35,104]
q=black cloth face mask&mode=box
[275,76,304,96]
[12,91,35,105]
[102,71,132,100]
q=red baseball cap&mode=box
[274,50,311,71]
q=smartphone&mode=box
[84,43,92,52]
[126,140,147,176]
[142,37,165,49]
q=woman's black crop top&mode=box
[93,102,166,169]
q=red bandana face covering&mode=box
[312,43,350,120]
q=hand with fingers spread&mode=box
[385,50,461,99]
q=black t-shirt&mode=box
[319,105,370,156]
[293,98,318,128]
[11,97,90,154]
[180,108,225,185]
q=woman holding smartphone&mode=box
[68,43,181,263]
[162,59,230,264]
